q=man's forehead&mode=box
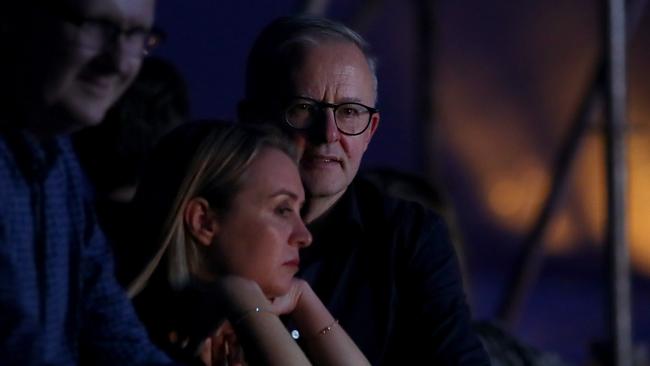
[65,0,155,27]
[290,43,373,85]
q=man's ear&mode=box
[362,112,380,151]
[184,197,219,246]
[368,112,380,138]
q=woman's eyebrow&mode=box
[269,189,299,200]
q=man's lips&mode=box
[301,154,342,167]
[79,75,114,96]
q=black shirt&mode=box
[295,177,490,365]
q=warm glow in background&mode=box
[434,0,649,274]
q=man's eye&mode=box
[125,26,148,37]
[295,103,314,111]
[339,107,361,118]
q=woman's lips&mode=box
[283,258,300,267]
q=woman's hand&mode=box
[199,276,313,366]
[267,278,309,316]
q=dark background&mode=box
[152,1,650,363]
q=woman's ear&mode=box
[184,197,219,246]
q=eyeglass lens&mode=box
[76,20,159,56]
[286,99,372,135]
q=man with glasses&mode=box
[240,16,489,365]
[0,0,176,364]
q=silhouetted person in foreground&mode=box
[0,1,178,364]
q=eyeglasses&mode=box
[284,96,378,136]
[44,3,164,57]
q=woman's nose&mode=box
[291,218,312,248]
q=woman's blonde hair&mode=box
[127,120,297,297]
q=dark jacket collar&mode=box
[300,178,378,268]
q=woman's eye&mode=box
[275,205,293,217]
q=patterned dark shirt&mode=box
[0,130,174,365]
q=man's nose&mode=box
[116,38,142,72]
[310,108,340,144]
[99,35,141,74]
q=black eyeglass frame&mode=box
[284,96,379,136]
[40,1,165,56]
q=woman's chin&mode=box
[262,279,292,299]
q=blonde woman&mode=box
[127,120,369,366]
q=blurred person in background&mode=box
[73,56,189,285]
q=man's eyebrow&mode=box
[339,97,364,103]
[292,93,366,104]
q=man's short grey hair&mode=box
[244,16,378,106]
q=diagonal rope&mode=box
[496,0,647,329]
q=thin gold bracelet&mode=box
[317,319,339,336]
